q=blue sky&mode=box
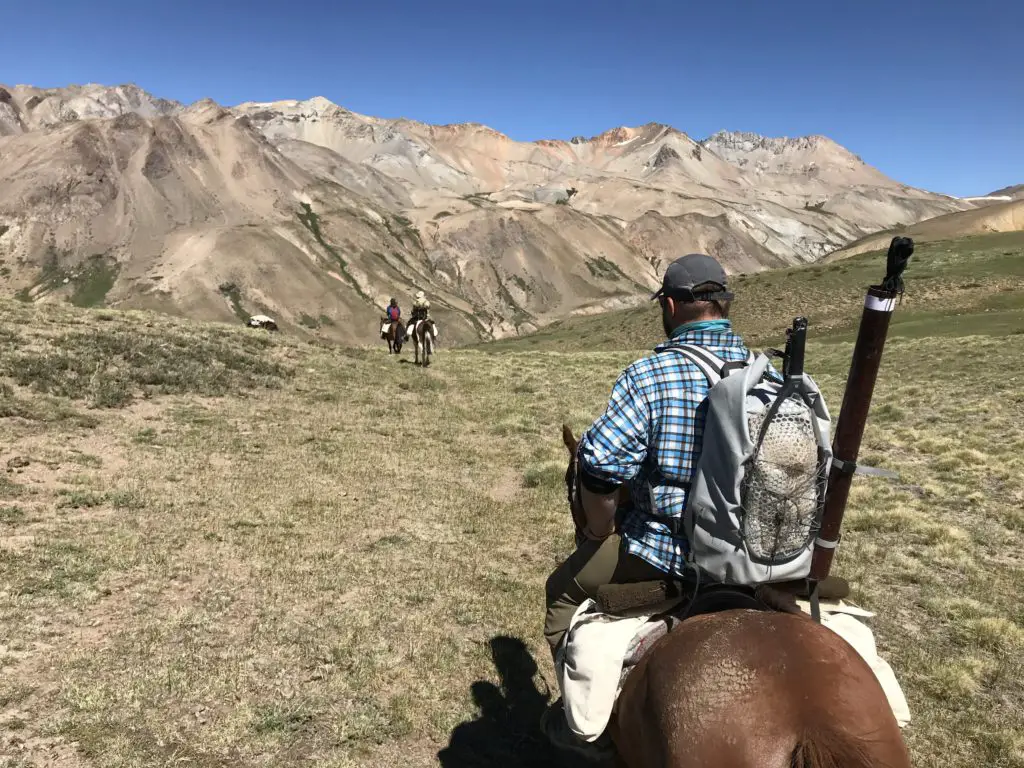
[2,0,1020,196]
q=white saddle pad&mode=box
[795,599,911,728]
[555,596,911,742]
[556,600,648,743]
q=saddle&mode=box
[595,575,850,623]
[596,580,771,624]
[557,574,903,744]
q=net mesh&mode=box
[741,395,823,561]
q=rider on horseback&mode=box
[543,253,752,750]
[381,298,403,340]
[410,290,430,323]
[406,290,431,336]
[386,298,401,323]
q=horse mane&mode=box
[562,423,578,453]
[791,727,894,768]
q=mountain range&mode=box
[0,82,980,343]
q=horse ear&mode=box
[561,423,578,454]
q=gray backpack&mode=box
[667,344,832,586]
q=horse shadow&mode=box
[437,636,563,768]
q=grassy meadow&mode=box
[1,232,1023,767]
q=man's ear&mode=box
[663,296,676,316]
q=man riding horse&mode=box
[543,253,767,749]
[541,252,912,766]
[408,290,430,332]
[406,290,439,366]
[381,297,403,337]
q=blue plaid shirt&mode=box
[578,320,759,576]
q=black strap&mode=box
[808,579,822,623]
[662,287,736,303]
[649,477,690,538]
[692,290,735,302]
[881,236,913,296]
[831,457,900,480]
[579,464,622,495]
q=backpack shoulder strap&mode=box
[663,344,751,385]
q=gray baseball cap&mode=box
[651,253,734,302]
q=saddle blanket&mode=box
[408,321,439,339]
[555,597,912,743]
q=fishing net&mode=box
[741,395,824,562]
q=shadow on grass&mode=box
[437,636,559,768]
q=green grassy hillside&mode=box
[483,231,1024,352]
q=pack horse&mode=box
[382,320,404,354]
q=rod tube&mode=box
[810,287,899,580]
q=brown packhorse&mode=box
[383,320,405,354]
[559,425,910,768]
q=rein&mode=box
[564,443,589,539]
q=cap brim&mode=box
[695,290,734,301]
[651,287,733,302]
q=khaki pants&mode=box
[544,534,665,658]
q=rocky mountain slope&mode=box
[825,198,1024,260]
[988,184,1024,200]
[0,83,973,343]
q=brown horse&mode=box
[558,424,910,768]
[383,320,405,354]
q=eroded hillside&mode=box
[0,83,974,343]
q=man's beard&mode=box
[661,305,674,339]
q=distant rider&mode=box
[409,290,431,333]
[381,297,403,340]
[386,298,401,323]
